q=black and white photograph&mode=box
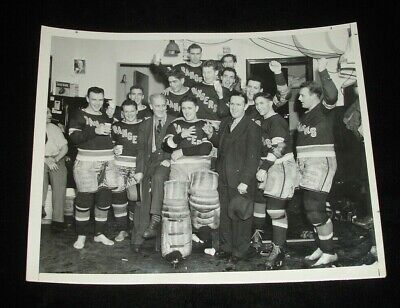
[74,59,86,74]
[26,23,386,284]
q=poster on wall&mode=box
[26,23,386,285]
[74,59,86,74]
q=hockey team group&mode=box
[44,43,343,270]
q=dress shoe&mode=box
[143,215,161,239]
[215,250,231,260]
[228,255,240,264]
[51,222,67,234]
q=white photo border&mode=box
[26,23,386,284]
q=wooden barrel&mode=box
[190,170,218,193]
[164,180,189,200]
[161,216,192,258]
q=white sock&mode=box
[94,234,114,246]
[73,235,86,250]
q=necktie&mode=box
[156,119,162,134]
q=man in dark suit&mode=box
[133,94,175,250]
[205,93,262,263]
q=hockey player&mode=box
[165,68,194,118]
[151,43,203,88]
[110,100,144,242]
[191,60,230,125]
[220,54,242,93]
[220,67,242,101]
[296,58,339,267]
[68,87,118,249]
[250,61,292,250]
[254,92,298,270]
[128,85,152,120]
[163,98,213,182]
[245,61,292,121]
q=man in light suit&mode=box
[133,94,175,251]
[205,93,262,263]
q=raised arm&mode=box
[269,60,292,108]
[318,58,338,108]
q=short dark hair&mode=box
[181,96,198,107]
[202,60,218,70]
[246,75,263,87]
[221,54,237,63]
[253,92,274,102]
[121,99,138,111]
[129,85,144,94]
[221,67,237,78]
[188,43,202,53]
[167,68,185,80]
[230,93,247,105]
[300,81,323,100]
[87,86,104,97]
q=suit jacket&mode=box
[136,114,175,175]
[211,115,262,198]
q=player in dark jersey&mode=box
[163,98,213,181]
[296,58,339,267]
[151,43,204,88]
[220,54,242,93]
[127,85,152,120]
[110,100,144,242]
[249,61,293,250]
[163,97,215,255]
[191,60,230,126]
[164,68,194,118]
[220,67,242,101]
[68,87,118,249]
[254,92,299,269]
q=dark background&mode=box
[2,0,399,306]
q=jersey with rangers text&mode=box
[111,120,142,157]
[68,109,113,150]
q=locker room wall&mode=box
[50,36,346,104]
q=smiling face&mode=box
[202,66,218,84]
[255,96,273,117]
[122,104,138,123]
[221,70,236,89]
[86,91,104,113]
[222,56,235,68]
[246,80,263,101]
[168,76,184,93]
[229,95,246,119]
[129,88,144,105]
[181,100,198,121]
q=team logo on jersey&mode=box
[112,125,138,144]
[83,116,101,128]
[181,66,203,83]
[173,123,203,145]
[166,98,181,112]
[191,88,218,113]
[297,123,317,137]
